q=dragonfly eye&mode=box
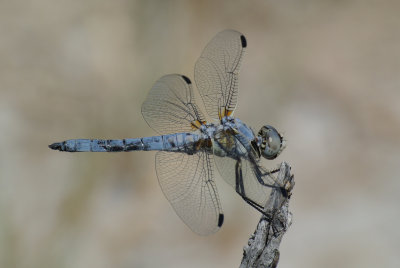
[258,125,283,160]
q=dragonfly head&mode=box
[258,125,285,160]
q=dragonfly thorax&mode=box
[210,117,256,159]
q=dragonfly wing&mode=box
[194,29,246,120]
[142,74,205,135]
[155,151,224,235]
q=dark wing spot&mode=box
[240,35,247,48]
[218,213,224,227]
[181,75,191,84]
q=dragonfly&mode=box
[49,30,286,235]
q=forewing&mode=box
[142,74,205,135]
[155,151,224,235]
[194,29,246,120]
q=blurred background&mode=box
[1,0,400,267]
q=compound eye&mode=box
[260,125,282,160]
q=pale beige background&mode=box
[1,0,400,267]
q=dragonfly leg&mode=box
[235,159,245,194]
[235,159,272,219]
[252,163,290,198]
[253,165,280,188]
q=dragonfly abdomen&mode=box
[49,132,202,153]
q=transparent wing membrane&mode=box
[142,74,205,135]
[194,29,246,120]
[155,151,224,235]
[141,31,270,233]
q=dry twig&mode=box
[240,162,294,268]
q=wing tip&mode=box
[240,35,247,48]
[218,213,224,227]
[181,75,192,84]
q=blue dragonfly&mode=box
[50,30,286,235]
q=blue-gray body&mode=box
[49,117,259,161]
[53,132,201,153]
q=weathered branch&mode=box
[240,162,294,268]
